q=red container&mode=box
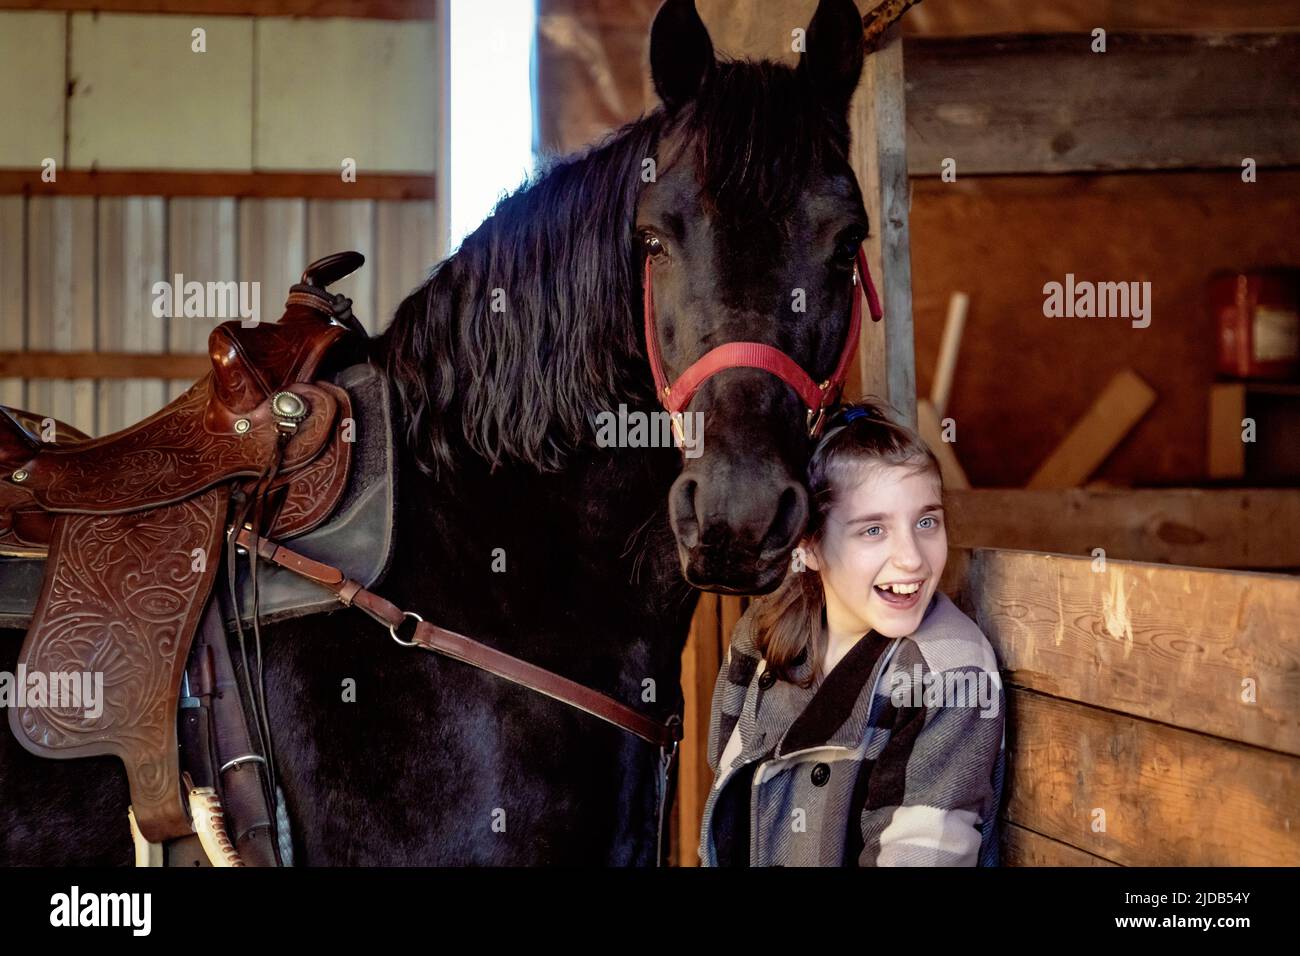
[1210,269,1300,381]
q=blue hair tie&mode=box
[841,408,869,424]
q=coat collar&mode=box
[776,627,896,755]
[730,594,943,759]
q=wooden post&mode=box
[849,23,916,429]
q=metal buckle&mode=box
[389,611,424,648]
[807,406,826,437]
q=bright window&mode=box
[447,0,538,251]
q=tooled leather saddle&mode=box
[0,252,395,864]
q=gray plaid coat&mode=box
[698,591,1006,866]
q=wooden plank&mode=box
[307,200,376,334]
[0,197,23,409]
[68,13,254,170]
[905,33,1300,175]
[677,591,720,867]
[901,0,1300,35]
[947,488,1300,570]
[930,292,968,418]
[97,197,167,432]
[374,200,436,335]
[26,197,96,435]
[1004,689,1300,866]
[0,1,437,17]
[970,548,1300,756]
[0,169,437,200]
[1208,383,1247,479]
[256,18,439,173]
[1026,369,1156,489]
[167,198,236,398]
[0,351,209,379]
[849,26,916,428]
[918,398,969,489]
[0,11,65,168]
[238,198,306,315]
[1000,821,1118,867]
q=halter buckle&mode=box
[807,406,827,438]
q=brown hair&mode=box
[749,399,942,687]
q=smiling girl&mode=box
[698,401,1006,867]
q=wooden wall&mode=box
[910,171,1300,486]
[0,194,438,436]
[0,10,440,174]
[0,5,446,437]
[963,549,1300,866]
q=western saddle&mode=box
[1,251,685,867]
[1,252,377,865]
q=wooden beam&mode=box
[1003,689,1300,866]
[904,33,1300,175]
[1001,821,1118,867]
[1027,369,1156,489]
[968,548,1300,756]
[0,351,209,379]
[849,25,917,428]
[917,399,969,489]
[677,591,721,867]
[0,1,436,18]
[945,488,1300,570]
[1208,383,1247,479]
[0,170,437,200]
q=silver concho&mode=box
[270,391,309,425]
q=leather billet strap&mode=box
[643,246,883,435]
[232,528,684,753]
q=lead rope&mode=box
[655,714,682,867]
[223,438,289,864]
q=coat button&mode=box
[810,763,830,787]
[758,670,776,689]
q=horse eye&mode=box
[643,234,666,257]
[835,229,866,263]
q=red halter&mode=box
[643,247,883,441]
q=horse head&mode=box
[639,0,872,594]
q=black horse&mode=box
[0,0,872,865]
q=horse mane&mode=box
[380,59,844,478]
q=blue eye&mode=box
[918,515,938,530]
[860,526,883,537]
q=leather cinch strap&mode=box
[232,528,683,752]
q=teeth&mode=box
[877,582,920,595]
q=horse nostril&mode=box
[765,482,808,558]
[668,476,700,550]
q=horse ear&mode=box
[799,0,866,118]
[650,0,714,113]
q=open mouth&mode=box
[873,579,926,610]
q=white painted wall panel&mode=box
[0,12,66,169]
[256,18,438,173]
[69,13,253,170]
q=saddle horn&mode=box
[300,251,365,291]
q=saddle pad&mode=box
[224,361,397,627]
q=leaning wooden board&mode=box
[1027,369,1157,488]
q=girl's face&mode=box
[804,463,946,640]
